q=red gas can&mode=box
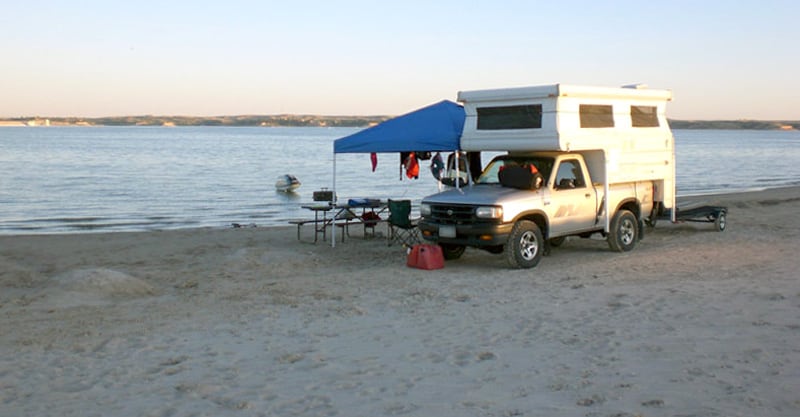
[407,244,445,270]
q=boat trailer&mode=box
[653,203,728,232]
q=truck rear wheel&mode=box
[440,243,466,260]
[505,220,543,269]
[608,209,638,252]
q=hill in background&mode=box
[669,120,798,130]
[0,114,388,127]
[2,115,798,130]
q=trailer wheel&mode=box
[440,243,466,260]
[714,210,727,232]
[608,210,638,252]
[506,220,544,269]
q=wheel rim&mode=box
[718,213,726,230]
[620,219,635,245]
[520,230,539,260]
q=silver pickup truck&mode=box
[419,151,655,269]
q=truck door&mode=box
[548,159,598,235]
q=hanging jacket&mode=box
[405,152,419,179]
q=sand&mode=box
[1,187,799,417]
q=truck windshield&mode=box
[475,156,555,185]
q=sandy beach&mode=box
[1,187,799,417]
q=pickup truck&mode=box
[418,151,655,269]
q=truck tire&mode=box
[440,243,466,260]
[505,220,544,269]
[608,209,638,252]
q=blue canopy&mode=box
[334,100,465,153]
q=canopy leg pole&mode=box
[455,151,460,190]
[332,152,336,248]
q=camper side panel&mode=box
[460,87,673,155]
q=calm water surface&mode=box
[1,127,799,234]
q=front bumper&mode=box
[418,219,513,247]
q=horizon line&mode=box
[3,114,800,123]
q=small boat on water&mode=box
[275,174,301,192]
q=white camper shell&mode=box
[457,84,676,218]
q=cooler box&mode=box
[407,244,444,270]
[313,190,334,202]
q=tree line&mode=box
[3,115,798,130]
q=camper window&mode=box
[579,104,614,128]
[477,105,543,130]
[631,105,659,127]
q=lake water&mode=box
[1,126,799,234]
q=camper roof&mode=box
[457,84,672,103]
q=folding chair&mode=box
[387,199,420,247]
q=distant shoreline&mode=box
[0,115,389,128]
[1,116,798,130]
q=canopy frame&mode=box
[329,100,466,246]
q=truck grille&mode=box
[428,204,477,224]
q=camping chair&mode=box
[387,199,420,247]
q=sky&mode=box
[2,0,799,120]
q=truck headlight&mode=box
[420,203,431,217]
[475,206,503,219]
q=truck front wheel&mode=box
[608,210,638,252]
[506,220,544,269]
